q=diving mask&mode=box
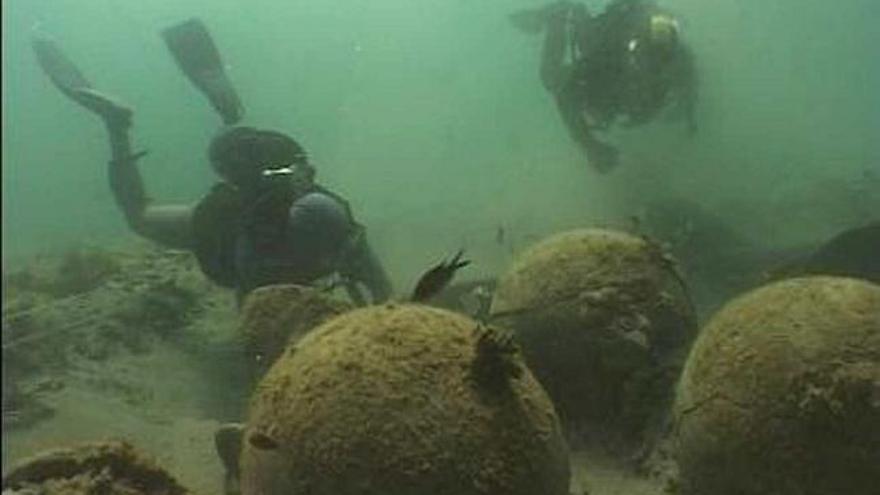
[262,166,296,177]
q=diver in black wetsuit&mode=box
[510,0,698,173]
[31,19,392,305]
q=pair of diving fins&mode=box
[32,18,243,125]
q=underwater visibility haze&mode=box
[2,0,878,494]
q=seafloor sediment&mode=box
[1,243,673,494]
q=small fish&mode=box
[249,431,279,451]
[628,214,642,233]
[411,250,471,302]
[495,225,506,245]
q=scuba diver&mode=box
[510,0,698,173]
[31,19,392,306]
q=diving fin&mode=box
[32,35,94,99]
[161,18,244,125]
[31,34,132,125]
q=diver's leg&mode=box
[31,35,194,249]
[554,82,619,173]
[105,119,149,226]
[32,36,148,223]
[105,114,194,248]
[92,99,195,248]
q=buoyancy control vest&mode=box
[191,177,358,290]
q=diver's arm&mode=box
[554,83,619,172]
[105,118,195,250]
[339,228,393,304]
[537,4,617,172]
[539,3,574,92]
[30,37,195,249]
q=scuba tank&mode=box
[191,166,312,289]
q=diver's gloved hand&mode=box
[586,140,619,173]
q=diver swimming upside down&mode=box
[510,0,699,173]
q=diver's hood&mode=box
[208,125,310,185]
[649,14,680,47]
[625,13,681,72]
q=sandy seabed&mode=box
[2,244,667,495]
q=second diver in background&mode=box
[510,0,698,173]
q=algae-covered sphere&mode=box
[673,276,880,495]
[490,228,697,442]
[1,441,192,494]
[240,284,353,368]
[239,304,570,495]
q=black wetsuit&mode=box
[191,176,392,304]
[31,34,393,306]
[538,0,697,171]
